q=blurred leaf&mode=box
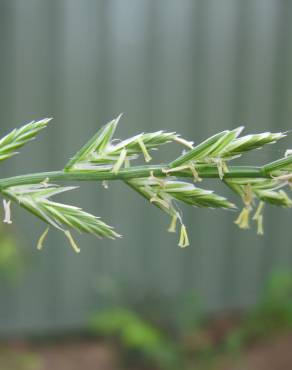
[0,229,24,281]
[90,308,180,369]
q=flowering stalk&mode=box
[0,116,291,251]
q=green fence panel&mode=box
[0,0,292,335]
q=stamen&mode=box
[178,224,190,248]
[252,201,265,235]
[37,227,50,250]
[64,230,81,253]
[257,215,264,235]
[162,165,189,175]
[112,148,127,174]
[215,159,229,180]
[168,214,178,233]
[3,199,12,224]
[137,138,152,162]
[173,136,194,149]
[253,201,264,220]
[234,207,250,229]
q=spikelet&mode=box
[3,183,121,252]
[0,118,51,162]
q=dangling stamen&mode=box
[178,224,190,248]
[138,138,152,162]
[257,215,264,235]
[3,199,12,224]
[37,227,50,250]
[64,230,81,253]
[168,214,178,233]
[112,148,127,174]
[252,201,265,235]
[234,207,250,229]
[253,201,264,220]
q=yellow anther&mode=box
[173,136,194,149]
[64,230,81,253]
[256,215,264,235]
[3,199,12,224]
[138,137,152,162]
[215,159,229,180]
[150,196,169,209]
[112,148,127,174]
[178,224,190,248]
[234,207,250,229]
[37,227,50,250]
[252,201,265,235]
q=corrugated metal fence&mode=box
[1,0,292,335]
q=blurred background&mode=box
[1,0,292,369]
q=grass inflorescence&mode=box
[0,116,292,251]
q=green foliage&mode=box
[90,308,180,369]
[89,272,292,370]
[225,271,292,352]
[0,227,24,280]
[0,347,40,370]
